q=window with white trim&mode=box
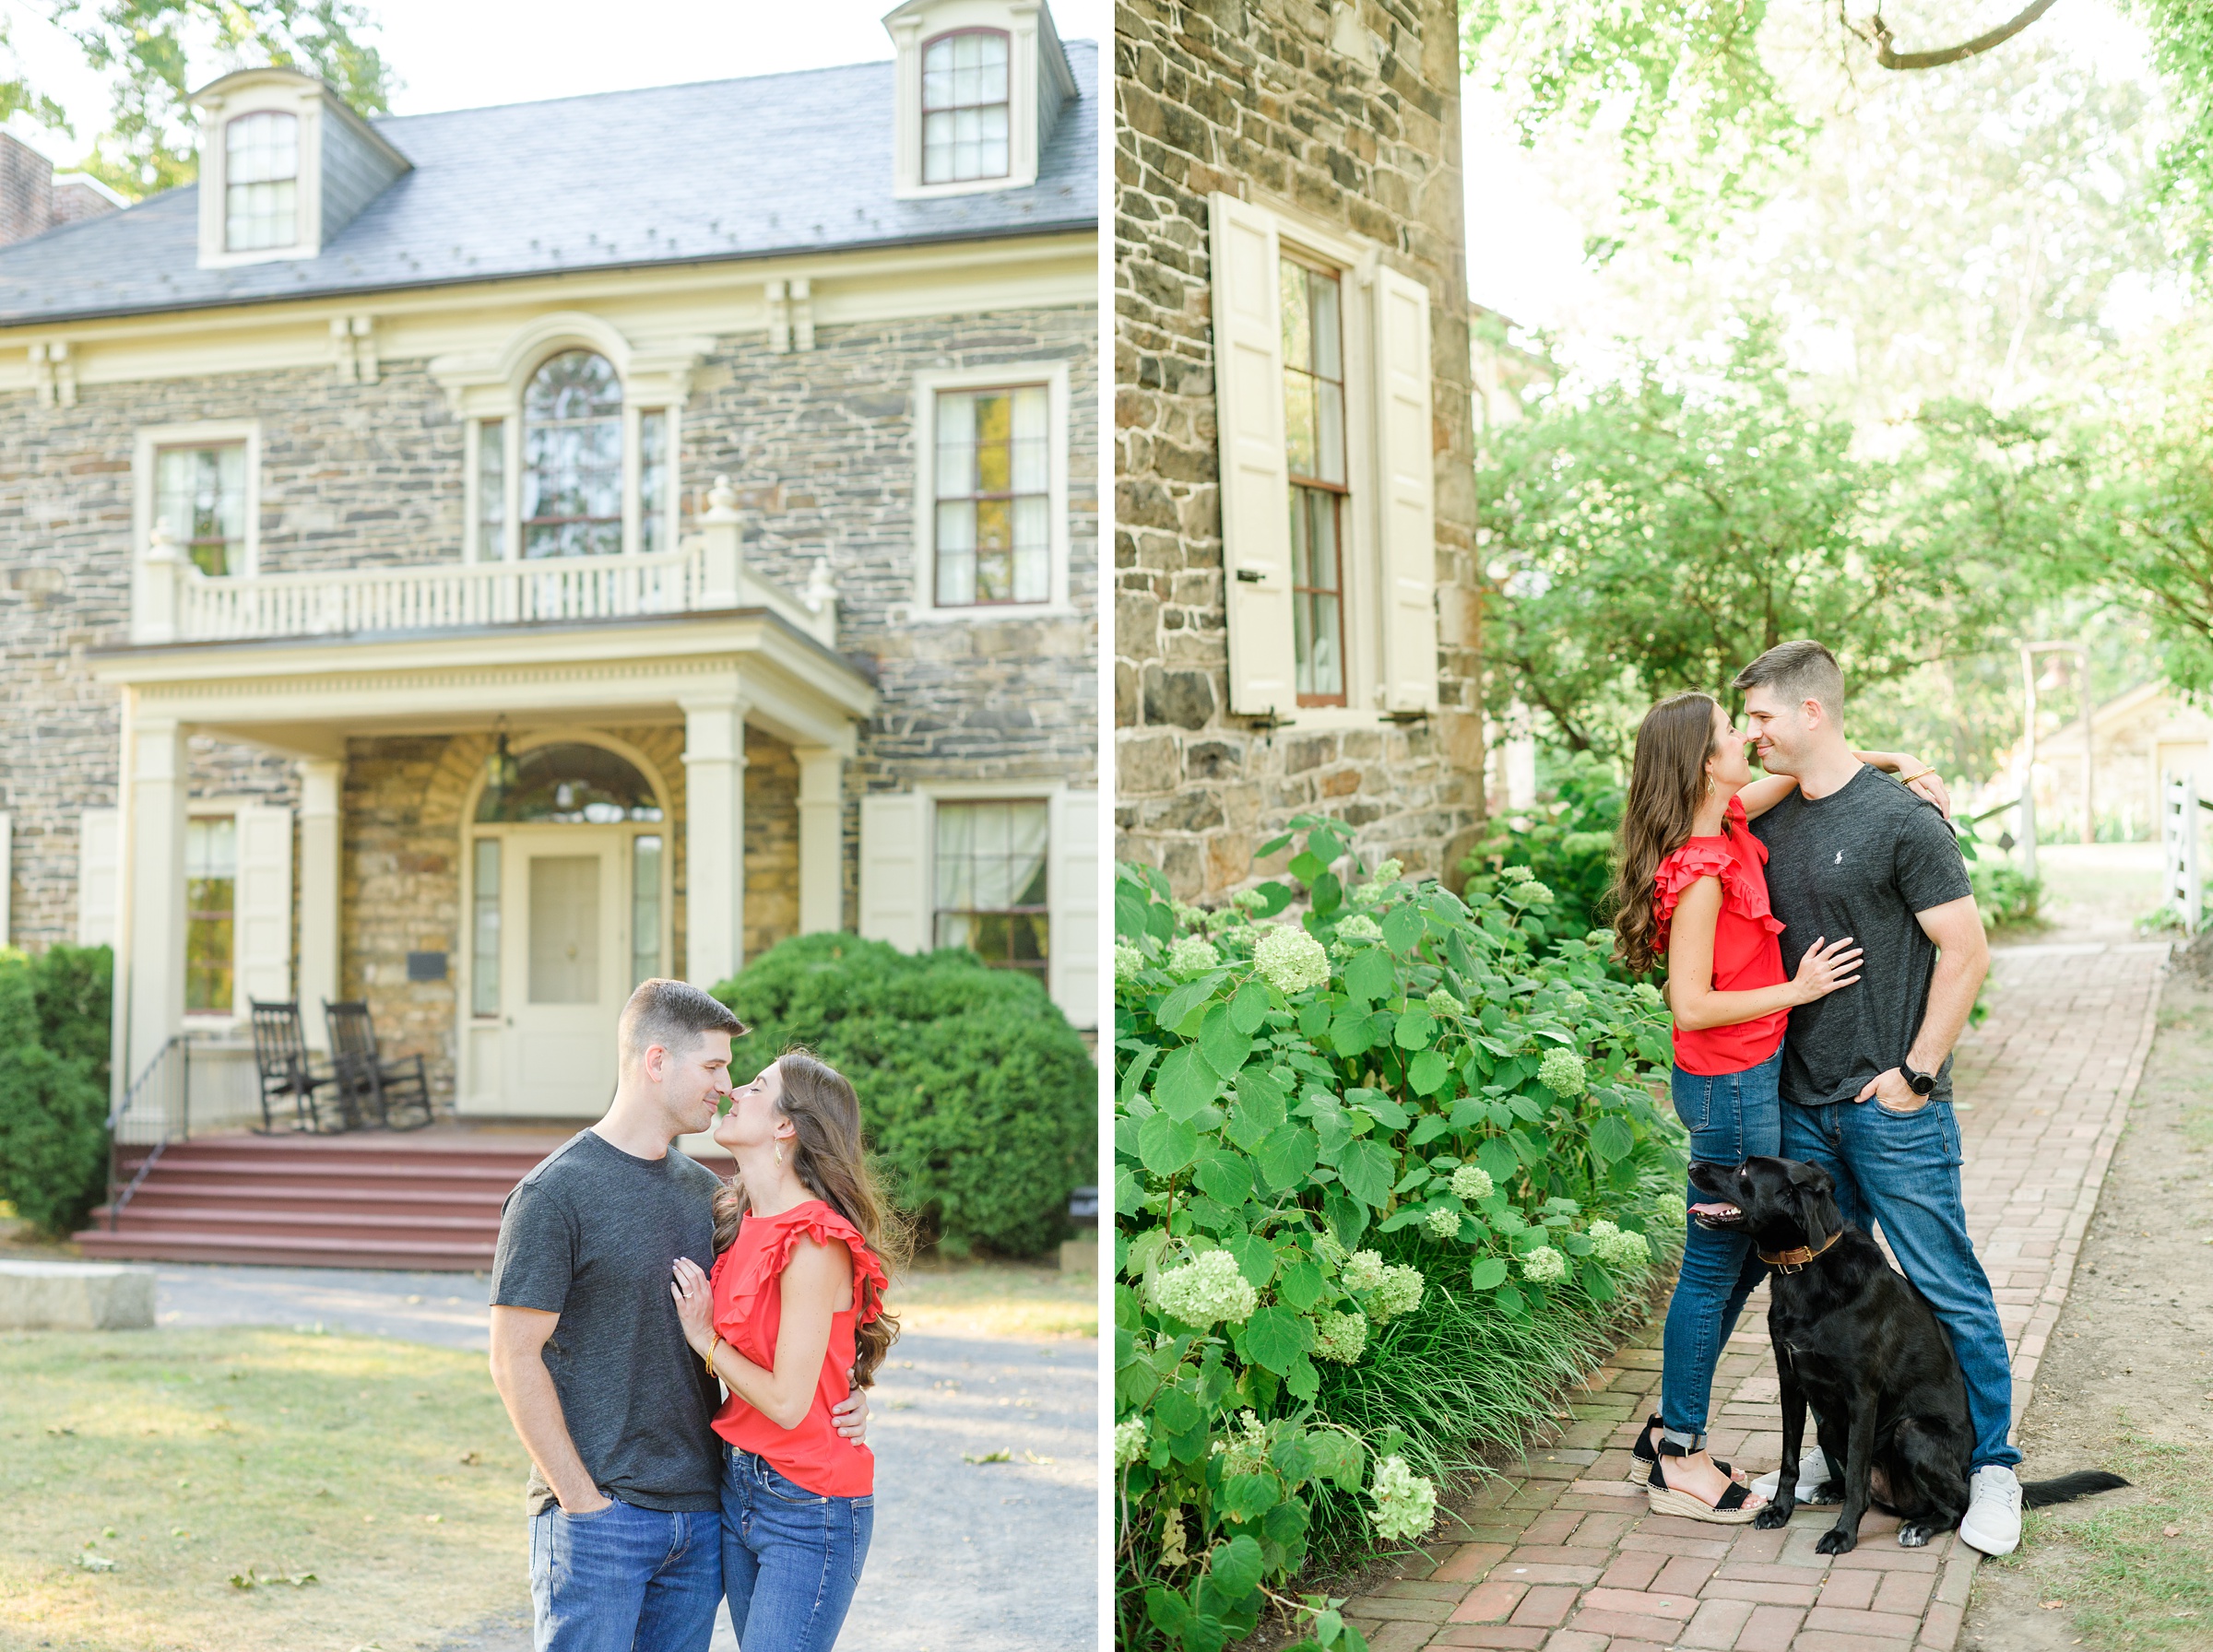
[466,354,676,561]
[225,112,299,251]
[911,363,1070,619]
[155,442,248,577]
[185,816,237,1014]
[922,30,1011,183]
[933,797,1049,981]
[1207,193,1440,723]
[179,803,293,1019]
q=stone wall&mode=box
[1113,0,1485,901]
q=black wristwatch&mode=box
[1900,1059,1938,1097]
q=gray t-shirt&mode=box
[490,1129,723,1516]
[1750,765,1975,1108]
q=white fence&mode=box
[2163,769,2204,938]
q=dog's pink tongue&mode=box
[1690,1201,1739,1217]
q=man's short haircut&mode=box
[619,978,746,1065]
[1733,639,1844,721]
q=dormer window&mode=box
[225,112,299,250]
[922,31,1010,184]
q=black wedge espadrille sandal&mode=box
[1646,1437,1764,1525]
[1627,1413,1740,1483]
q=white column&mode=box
[125,718,187,1092]
[796,747,845,935]
[681,695,748,987]
[298,757,343,1045]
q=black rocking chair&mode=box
[323,1000,436,1131]
[249,999,350,1133]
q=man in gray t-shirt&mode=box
[488,980,866,1652]
[1733,642,2023,1559]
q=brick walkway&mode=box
[1344,940,2167,1652]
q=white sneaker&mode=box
[1959,1465,2023,1556]
[1751,1445,1838,1504]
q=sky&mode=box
[1,0,1109,165]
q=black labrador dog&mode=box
[1686,1154,2126,1553]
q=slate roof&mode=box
[0,41,1095,328]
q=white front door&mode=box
[503,829,628,1115]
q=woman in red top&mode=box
[1610,692,1938,1522]
[669,1050,909,1651]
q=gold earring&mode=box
[774,1142,784,1167]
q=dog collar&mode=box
[1757,1231,1842,1273]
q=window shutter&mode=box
[858,791,930,953]
[233,805,294,1008]
[1374,265,1439,714]
[1047,790,1099,1030]
[77,808,119,947]
[1209,193,1297,716]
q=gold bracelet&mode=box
[1899,767,1932,785]
[703,1334,721,1379]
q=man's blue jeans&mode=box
[721,1446,873,1652]
[1660,1044,1782,1443]
[1781,1095,2023,1471]
[528,1498,721,1652]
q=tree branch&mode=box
[1844,0,2065,72]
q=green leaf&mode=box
[1255,1124,1320,1192]
[1147,1586,1195,1636]
[1345,947,1396,1005]
[1407,1113,1451,1145]
[1156,971,1232,1032]
[1234,1066,1287,1130]
[1284,1351,1319,1401]
[1116,885,1153,940]
[1307,1430,1364,1491]
[1381,903,1424,954]
[1406,1050,1450,1096]
[1209,1532,1266,1599]
[1394,1009,1436,1050]
[1589,1115,1636,1165]
[1348,1088,1410,1129]
[1154,1045,1222,1122]
[1239,1305,1311,1375]
[1229,981,1271,1035]
[1334,1139,1395,1209]
[1469,1257,1509,1291]
[1198,1003,1255,1080]
[1309,870,1343,914]
[1493,1280,1527,1316]
[1275,1257,1325,1311]
[1582,1258,1616,1301]
[1218,1472,1279,1524]
[1146,901,1175,945]
[1138,1113,1199,1176]
[1226,1230,1276,1289]
[1194,1145,1254,1208]
[1152,1383,1202,1434]
[1475,1136,1519,1185]
[1327,1009,1374,1056]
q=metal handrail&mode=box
[106,1033,191,1231]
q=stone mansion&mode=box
[0,0,1099,1122]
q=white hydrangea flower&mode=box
[1341,1249,1388,1293]
[1450,1164,1495,1201]
[1372,1264,1426,1321]
[1518,880,1556,904]
[1500,865,1534,884]
[1426,987,1466,1019]
[1352,858,1404,904]
[1113,942,1145,982]
[1254,923,1330,996]
[1424,1207,1462,1240]
[1167,934,1221,976]
[1519,1245,1568,1285]
[1219,1409,1270,1476]
[1114,1417,1149,1468]
[1313,1230,1348,1270]
[1369,1455,1439,1541]
[1150,1250,1259,1326]
[1589,1221,1651,1270]
[1232,887,1270,913]
[1334,914,1384,946]
[1310,1309,1368,1364]
[1538,1048,1588,1099]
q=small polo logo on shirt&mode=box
[1834,851,1844,864]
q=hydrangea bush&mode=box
[1114,818,1685,1652]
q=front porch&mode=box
[89,603,876,1124]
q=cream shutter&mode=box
[1047,789,1099,1030]
[858,791,930,953]
[233,804,294,1008]
[1209,193,1297,716]
[77,808,119,947]
[1375,265,1439,714]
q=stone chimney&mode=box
[0,132,121,248]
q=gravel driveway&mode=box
[154,1263,1097,1651]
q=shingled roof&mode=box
[0,41,1095,328]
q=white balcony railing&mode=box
[132,478,840,652]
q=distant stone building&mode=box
[1113,0,1481,902]
[0,0,1100,1125]
[1994,681,2213,844]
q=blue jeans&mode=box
[721,1446,874,1652]
[1660,1044,1782,1445]
[1781,1096,2022,1471]
[528,1497,722,1652]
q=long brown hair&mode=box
[1610,691,1724,977]
[711,1048,915,1386]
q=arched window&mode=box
[921,30,1010,183]
[476,741,663,825]
[523,350,624,559]
[226,112,299,251]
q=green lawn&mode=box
[0,1328,530,1652]
[892,1257,1098,1340]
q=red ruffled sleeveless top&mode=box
[707,1198,887,1498]
[1653,794,1789,1077]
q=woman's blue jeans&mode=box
[721,1446,873,1652]
[1660,1044,1783,1446]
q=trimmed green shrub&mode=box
[711,934,1097,1258]
[1113,820,1684,1652]
[0,949,110,1236]
[31,944,112,1094]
